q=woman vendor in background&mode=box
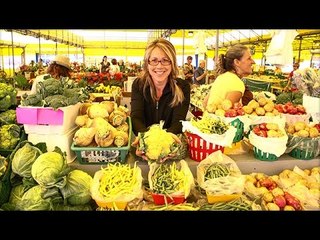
[30,55,71,94]
[203,44,255,109]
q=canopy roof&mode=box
[1,29,319,53]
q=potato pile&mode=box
[244,166,320,210]
[206,99,245,117]
[244,173,302,211]
[243,98,280,116]
[286,121,320,138]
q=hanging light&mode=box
[188,31,194,37]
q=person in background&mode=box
[99,56,110,73]
[194,59,207,85]
[128,63,139,76]
[30,55,71,94]
[109,58,120,73]
[274,65,282,75]
[203,44,255,109]
[38,58,44,69]
[130,38,190,161]
[118,59,126,73]
[208,57,218,84]
[284,62,300,91]
[183,55,194,85]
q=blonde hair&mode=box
[142,38,184,107]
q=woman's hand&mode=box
[131,136,148,161]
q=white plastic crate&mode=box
[27,127,78,163]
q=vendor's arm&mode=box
[167,80,190,134]
[225,91,243,105]
[130,78,148,135]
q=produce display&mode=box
[20,77,89,109]
[0,109,25,156]
[0,155,8,178]
[0,83,17,111]
[2,141,94,210]
[0,70,319,211]
[189,113,229,135]
[252,123,284,138]
[73,101,130,148]
[149,160,194,200]
[137,122,180,162]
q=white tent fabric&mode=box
[265,30,299,66]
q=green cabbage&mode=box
[12,143,42,179]
[60,169,93,206]
[8,184,27,206]
[31,152,70,188]
[16,185,52,211]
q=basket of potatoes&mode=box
[286,121,320,160]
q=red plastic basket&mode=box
[152,193,186,205]
[191,109,203,119]
[185,132,224,162]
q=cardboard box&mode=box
[16,103,80,134]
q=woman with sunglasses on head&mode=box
[130,38,191,161]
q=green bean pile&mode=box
[199,198,252,211]
[204,163,231,181]
[151,163,185,195]
[190,115,229,135]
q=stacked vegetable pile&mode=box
[20,77,89,109]
[0,109,25,156]
[197,151,245,203]
[182,112,237,148]
[243,98,280,117]
[244,166,320,210]
[248,122,288,160]
[90,162,143,210]
[73,101,130,148]
[0,154,10,205]
[276,91,303,105]
[0,83,17,112]
[285,121,320,159]
[1,141,93,211]
[206,99,245,117]
[148,160,194,205]
[190,84,212,110]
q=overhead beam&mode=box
[6,29,84,48]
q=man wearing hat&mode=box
[30,55,71,94]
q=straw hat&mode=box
[53,55,71,69]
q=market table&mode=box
[69,147,320,179]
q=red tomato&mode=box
[259,123,267,130]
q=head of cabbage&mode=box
[31,151,70,188]
[16,185,52,211]
[60,169,93,206]
[12,143,42,178]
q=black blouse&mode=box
[130,78,190,135]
